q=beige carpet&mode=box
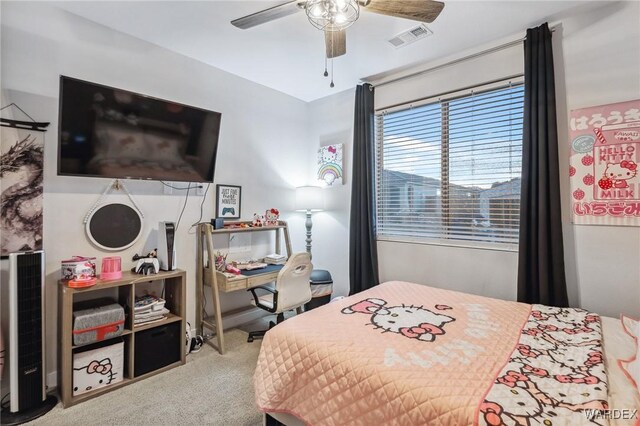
[31,329,263,426]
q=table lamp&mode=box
[295,186,324,258]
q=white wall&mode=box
[307,89,355,297]
[555,1,640,318]
[0,1,313,389]
[308,1,640,318]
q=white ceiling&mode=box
[55,1,601,102]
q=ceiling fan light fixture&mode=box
[306,0,359,31]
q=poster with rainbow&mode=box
[318,144,343,186]
[569,99,640,226]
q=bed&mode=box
[254,281,640,425]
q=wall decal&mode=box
[317,144,343,186]
[569,99,640,226]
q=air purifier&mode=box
[2,251,57,425]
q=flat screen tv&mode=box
[58,76,221,182]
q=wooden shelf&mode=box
[59,269,186,408]
[133,313,182,332]
[72,329,132,350]
[209,220,287,235]
[60,269,186,294]
[69,360,183,404]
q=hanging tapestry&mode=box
[1,128,45,256]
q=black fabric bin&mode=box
[305,269,333,311]
[134,322,181,376]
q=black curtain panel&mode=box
[349,83,380,295]
[518,23,569,307]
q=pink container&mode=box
[101,257,122,280]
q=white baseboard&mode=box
[46,371,57,391]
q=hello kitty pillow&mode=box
[619,315,640,393]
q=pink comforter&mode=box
[254,282,609,425]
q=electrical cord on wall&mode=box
[191,183,211,228]
[175,183,192,232]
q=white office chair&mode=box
[247,253,313,342]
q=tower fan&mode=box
[1,251,57,425]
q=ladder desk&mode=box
[195,221,292,354]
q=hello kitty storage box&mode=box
[73,339,124,396]
[73,300,125,346]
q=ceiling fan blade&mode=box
[325,30,346,58]
[231,1,305,29]
[362,0,444,23]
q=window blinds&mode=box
[375,81,524,248]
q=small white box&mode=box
[73,341,124,396]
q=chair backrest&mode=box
[274,253,313,313]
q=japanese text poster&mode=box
[569,99,640,226]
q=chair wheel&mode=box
[247,336,254,342]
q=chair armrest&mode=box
[247,285,278,313]
[247,285,277,295]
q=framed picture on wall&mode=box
[216,184,241,219]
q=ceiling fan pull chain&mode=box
[324,56,329,77]
[330,58,335,88]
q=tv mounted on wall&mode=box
[58,76,221,183]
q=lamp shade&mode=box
[295,186,324,212]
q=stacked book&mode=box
[264,253,287,265]
[134,295,169,327]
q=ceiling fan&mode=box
[231,0,445,86]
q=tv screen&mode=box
[58,76,221,183]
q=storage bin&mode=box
[73,301,125,346]
[305,269,333,311]
[134,322,181,376]
[73,340,124,396]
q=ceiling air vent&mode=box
[387,24,433,49]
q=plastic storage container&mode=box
[73,301,125,346]
[304,269,333,311]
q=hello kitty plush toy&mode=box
[252,213,264,227]
[603,160,638,189]
[265,208,279,227]
[341,298,455,342]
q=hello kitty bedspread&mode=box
[254,281,610,425]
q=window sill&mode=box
[376,236,519,253]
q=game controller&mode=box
[222,207,235,216]
[133,258,160,275]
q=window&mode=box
[375,80,524,249]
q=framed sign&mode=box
[216,184,241,219]
[569,99,640,226]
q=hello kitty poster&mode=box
[317,144,343,186]
[569,99,640,226]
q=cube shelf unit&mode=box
[58,269,186,407]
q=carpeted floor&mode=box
[30,329,263,426]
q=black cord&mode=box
[161,181,203,191]
[1,392,10,411]
[175,183,191,232]
[192,183,210,227]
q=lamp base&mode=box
[305,210,313,259]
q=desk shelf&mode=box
[196,221,292,354]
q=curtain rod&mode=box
[367,24,558,89]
